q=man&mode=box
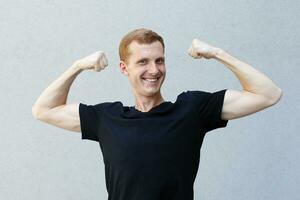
[32,28,282,200]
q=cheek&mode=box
[160,66,166,74]
[131,71,144,82]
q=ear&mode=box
[119,60,129,76]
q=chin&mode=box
[141,88,161,97]
[134,78,164,96]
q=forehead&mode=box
[128,41,164,59]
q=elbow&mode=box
[32,106,39,119]
[32,106,42,119]
[269,87,283,105]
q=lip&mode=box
[142,77,160,82]
[142,77,160,79]
[142,77,160,86]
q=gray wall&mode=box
[1,0,299,199]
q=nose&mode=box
[148,61,159,74]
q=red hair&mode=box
[119,28,165,64]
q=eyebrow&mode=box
[135,57,165,64]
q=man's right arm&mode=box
[32,51,108,133]
[32,63,83,132]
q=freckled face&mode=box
[120,41,166,97]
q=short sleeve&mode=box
[184,89,229,133]
[79,103,101,142]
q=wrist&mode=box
[214,48,225,59]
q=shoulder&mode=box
[176,89,227,105]
[80,101,123,113]
[178,89,227,98]
[177,90,210,101]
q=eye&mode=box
[139,60,147,65]
[156,59,164,64]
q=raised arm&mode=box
[188,39,282,120]
[32,51,108,132]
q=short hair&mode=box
[119,28,165,64]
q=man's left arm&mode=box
[188,39,283,120]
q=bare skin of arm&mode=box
[188,39,282,120]
[32,51,108,132]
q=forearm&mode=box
[32,62,83,116]
[214,49,282,101]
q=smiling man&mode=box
[32,28,282,200]
[119,37,166,112]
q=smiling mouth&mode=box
[142,77,159,82]
[142,77,160,85]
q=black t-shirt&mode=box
[79,89,229,200]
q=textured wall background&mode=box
[1,0,299,199]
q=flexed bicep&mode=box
[33,103,81,132]
[221,89,277,120]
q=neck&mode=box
[134,93,165,112]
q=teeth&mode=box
[143,78,159,82]
[146,79,157,82]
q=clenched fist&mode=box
[74,51,108,72]
[187,39,221,59]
